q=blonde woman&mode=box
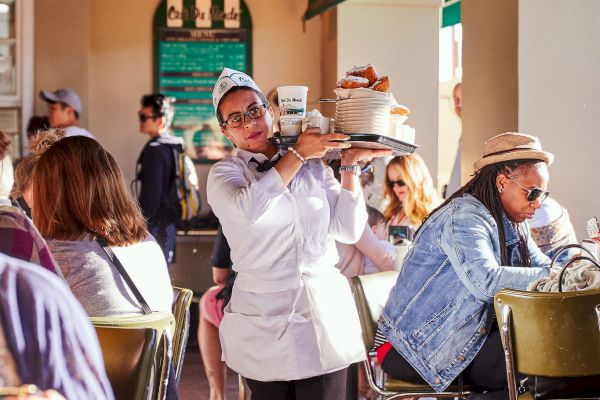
[12,128,64,211]
[383,154,440,230]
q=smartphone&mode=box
[389,225,412,245]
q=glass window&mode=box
[0,1,15,39]
[0,1,16,96]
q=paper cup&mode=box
[302,116,331,134]
[277,86,308,118]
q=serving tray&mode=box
[268,133,418,156]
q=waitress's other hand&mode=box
[341,148,392,165]
[294,128,351,160]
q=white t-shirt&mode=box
[50,234,173,317]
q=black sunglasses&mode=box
[138,112,158,123]
[507,177,549,203]
[388,179,406,188]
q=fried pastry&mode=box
[391,104,410,116]
[346,64,378,86]
[337,75,370,89]
[370,76,390,92]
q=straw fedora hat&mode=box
[473,132,554,171]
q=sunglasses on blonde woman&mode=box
[506,176,549,203]
[388,179,406,188]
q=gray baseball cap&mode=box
[39,88,82,114]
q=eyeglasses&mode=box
[221,104,268,128]
[138,112,158,123]
[506,177,549,203]
[388,179,406,188]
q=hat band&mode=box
[483,147,540,158]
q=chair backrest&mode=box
[350,271,399,350]
[95,326,158,400]
[171,286,193,383]
[91,312,175,400]
[494,289,600,377]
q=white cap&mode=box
[529,197,562,228]
[212,68,262,113]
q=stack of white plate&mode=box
[334,89,391,135]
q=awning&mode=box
[302,0,460,27]
[442,0,461,28]
[302,0,347,21]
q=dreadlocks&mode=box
[422,159,542,266]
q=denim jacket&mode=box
[379,194,550,391]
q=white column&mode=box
[518,0,600,239]
[336,0,443,187]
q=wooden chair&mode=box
[171,286,193,383]
[350,272,471,399]
[95,326,158,400]
[494,288,600,400]
[92,312,175,400]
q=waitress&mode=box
[207,68,390,399]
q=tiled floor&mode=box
[178,348,241,399]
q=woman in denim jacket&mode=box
[377,133,553,394]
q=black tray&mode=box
[268,133,418,156]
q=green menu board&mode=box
[153,0,252,162]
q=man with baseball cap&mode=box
[39,88,94,138]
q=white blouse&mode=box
[207,149,367,381]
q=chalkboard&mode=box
[153,0,252,162]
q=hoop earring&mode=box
[498,186,504,194]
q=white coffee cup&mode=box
[302,116,331,134]
[279,118,303,136]
[277,86,309,119]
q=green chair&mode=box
[91,312,175,400]
[95,326,158,400]
[494,289,600,400]
[350,272,471,399]
[171,286,193,383]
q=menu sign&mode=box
[153,0,252,161]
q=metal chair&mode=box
[350,272,471,399]
[95,326,158,400]
[91,312,175,400]
[494,288,600,400]
[238,374,247,400]
[171,286,193,383]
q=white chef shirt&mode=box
[207,148,367,381]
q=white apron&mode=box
[219,267,365,381]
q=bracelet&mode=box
[287,147,307,164]
[339,164,361,177]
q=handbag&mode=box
[95,235,152,315]
[527,243,600,400]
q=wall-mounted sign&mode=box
[153,0,252,162]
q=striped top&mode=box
[372,325,388,351]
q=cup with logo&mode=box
[277,85,308,136]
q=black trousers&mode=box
[381,322,510,393]
[245,368,348,400]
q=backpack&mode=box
[171,147,202,231]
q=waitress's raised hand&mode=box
[293,128,351,160]
[341,147,392,166]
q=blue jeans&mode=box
[150,222,177,264]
